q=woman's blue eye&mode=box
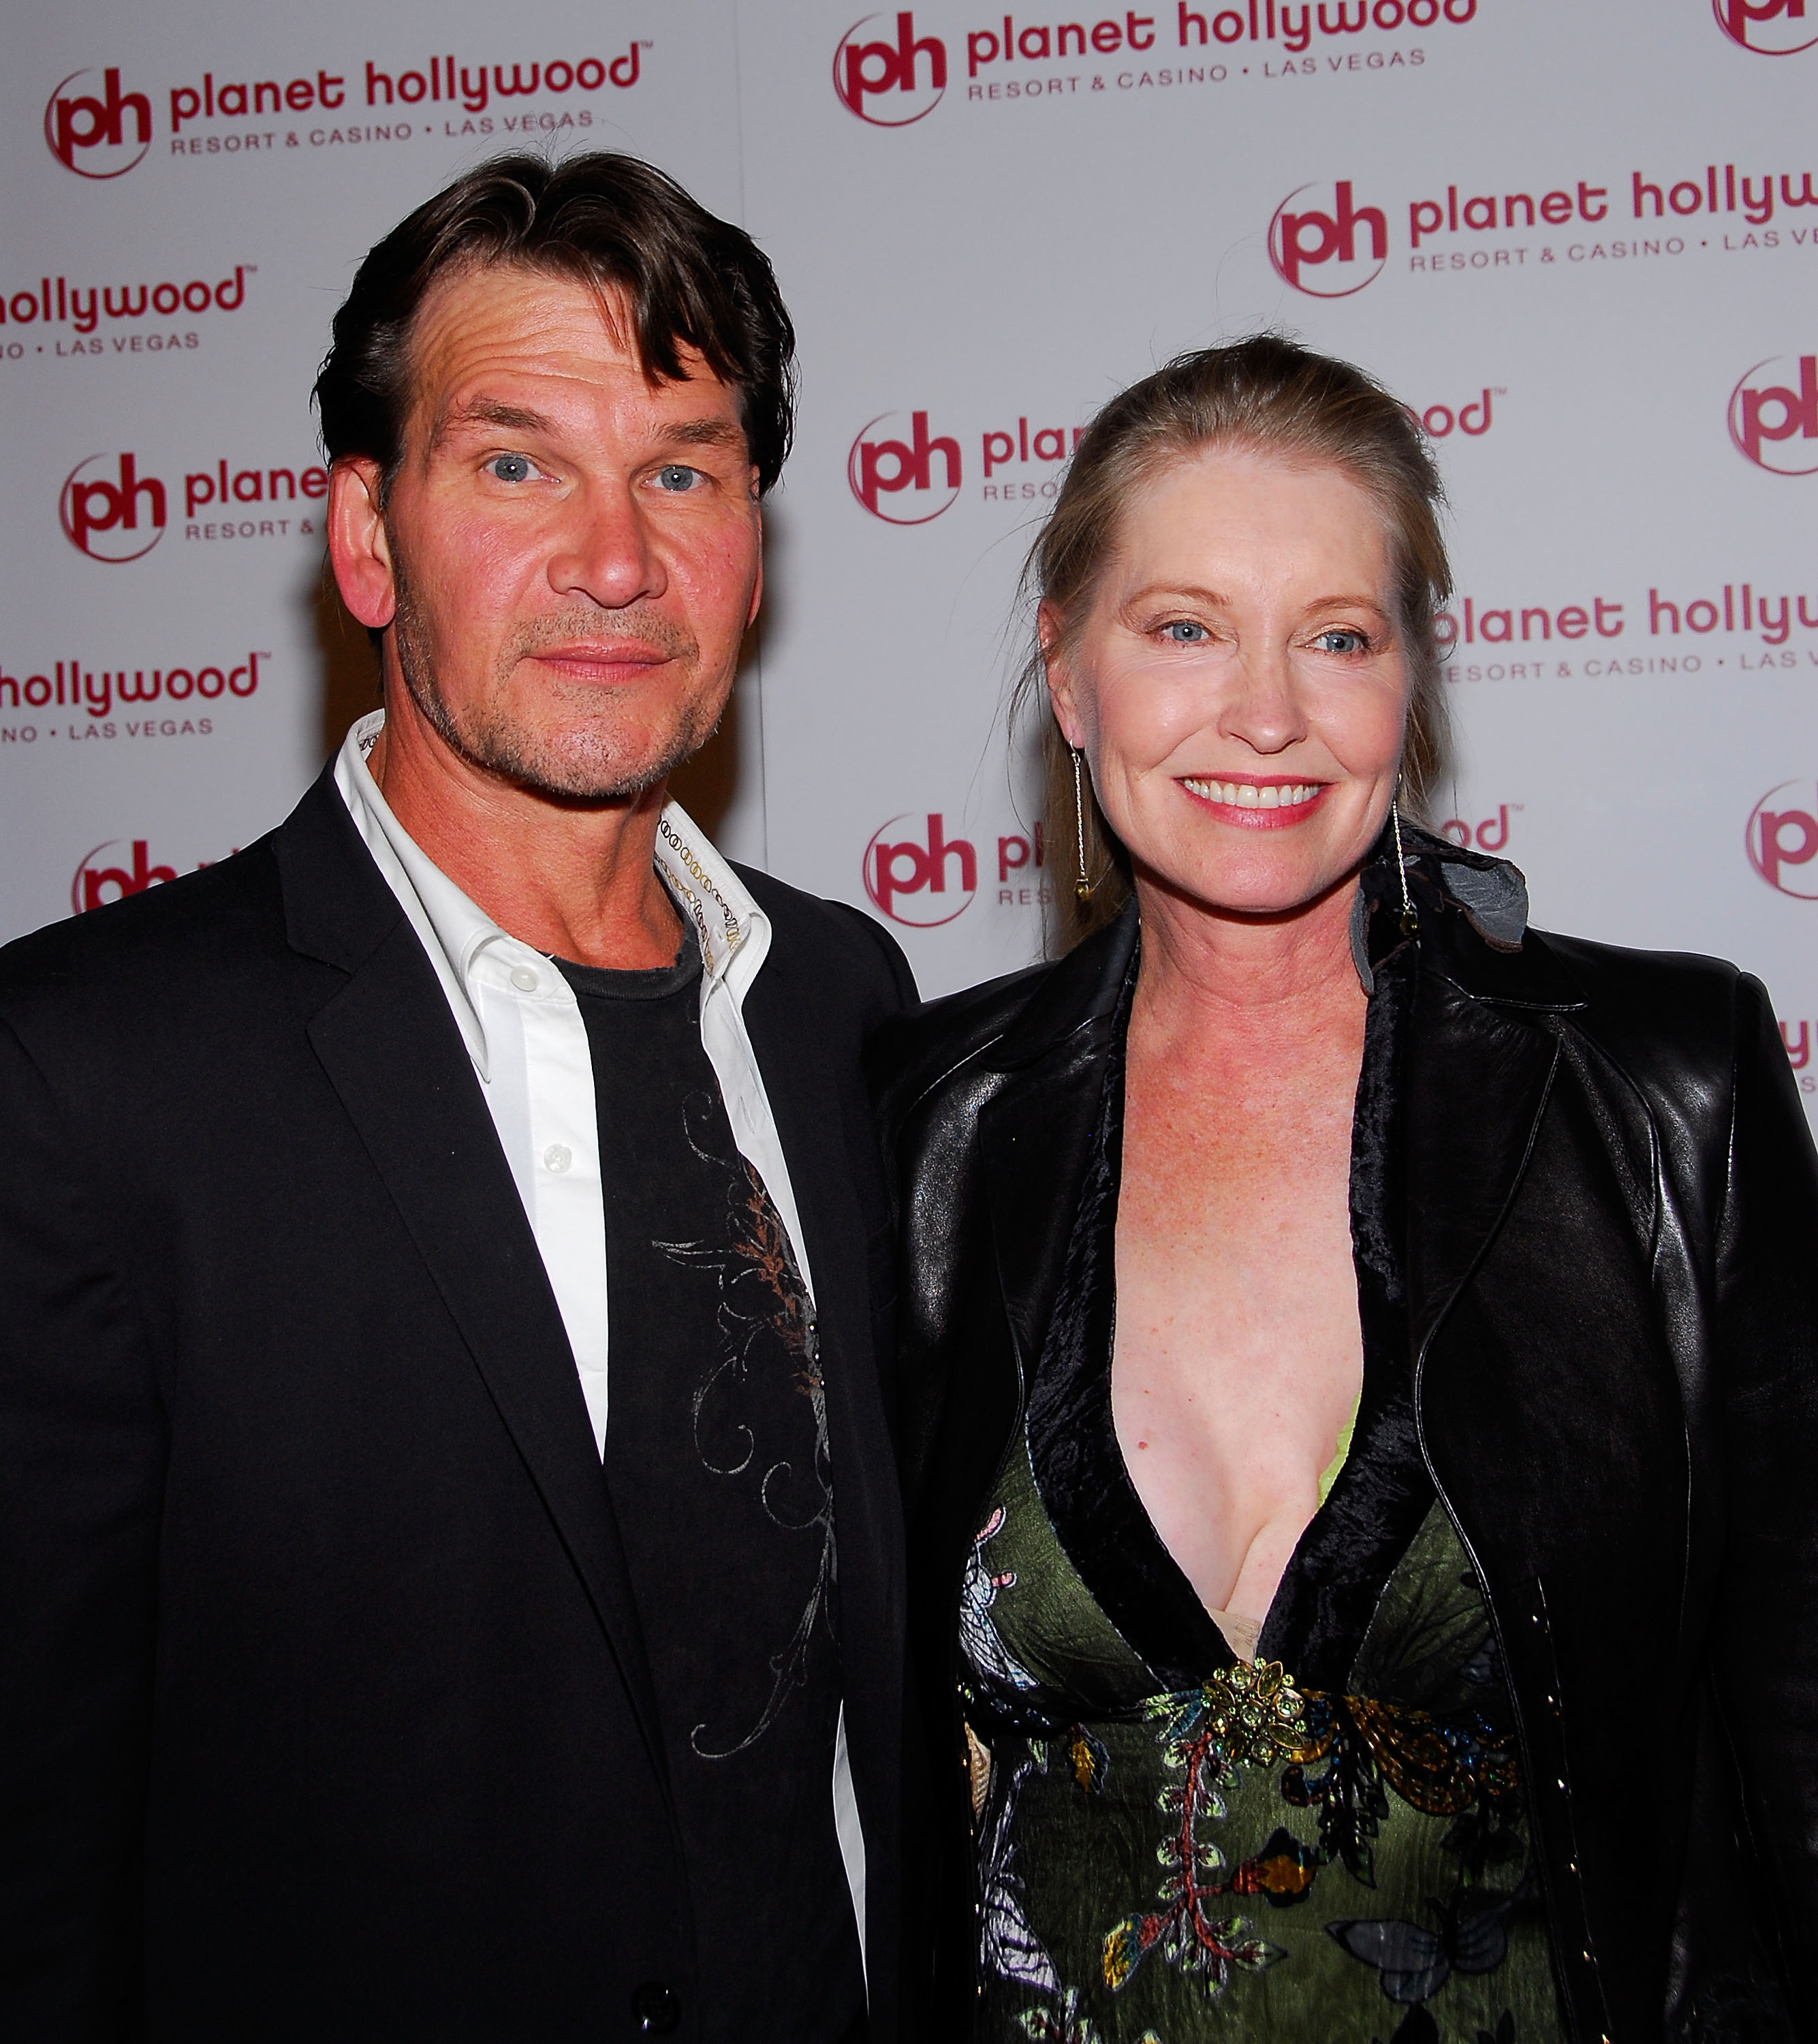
[1163,621,1208,642]
[488,454,533,483]
[655,464,700,492]
[1315,628,1368,654]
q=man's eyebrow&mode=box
[430,397,556,451]
[427,403,747,459]
[655,417,748,454]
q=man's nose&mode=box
[547,480,665,610]
[1219,640,1306,755]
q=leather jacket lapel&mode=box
[276,776,676,1806]
[980,1043,1112,1384]
[980,910,1138,1384]
[1404,914,1583,1365]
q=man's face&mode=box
[336,262,762,802]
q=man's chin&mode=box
[463,720,708,807]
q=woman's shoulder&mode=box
[1537,925,1755,1045]
[1531,925,1784,1138]
[865,957,1056,1136]
[866,905,1139,1142]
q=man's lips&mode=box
[524,643,678,682]
[1178,775,1330,827]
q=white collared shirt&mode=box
[332,711,864,1971]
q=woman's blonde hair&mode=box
[1016,333,1453,947]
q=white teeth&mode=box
[1182,777,1321,809]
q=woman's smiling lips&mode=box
[1178,774,1330,828]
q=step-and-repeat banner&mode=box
[6,1,1815,1121]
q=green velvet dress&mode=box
[956,960,1567,2044]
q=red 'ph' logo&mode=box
[1729,356,1818,474]
[848,412,962,522]
[1268,181,1389,296]
[1712,0,1818,54]
[863,814,977,924]
[834,12,947,123]
[1748,782,1818,896]
[71,839,176,914]
[44,68,153,178]
[61,453,168,561]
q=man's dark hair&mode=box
[314,152,796,497]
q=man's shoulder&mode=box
[0,835,289,1026]
[732,863,917,1015]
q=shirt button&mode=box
[510,965,539,992]
[631,1981,680,2034]
[543,1144,572,1174]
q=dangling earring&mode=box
[1071,746,1093,902]
[1390,776,1419,938]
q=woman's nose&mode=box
[1219,641,1307,756]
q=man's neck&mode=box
[366,714,685,971]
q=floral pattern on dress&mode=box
[960,1449,1565,2043]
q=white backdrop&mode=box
[6,0,1816,1125]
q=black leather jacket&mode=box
[871,857,1818,2042]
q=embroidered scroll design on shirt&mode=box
[655,1090,833,1760]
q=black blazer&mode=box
[0,766,914,2043]
[870,885,1818,2041]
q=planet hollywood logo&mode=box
[834,12,948,122]
[46,48,643,177]
[1266,166,1790,292]
[1413,388,1499,439]
[1748,781,1818,896]
[1712,0,1818,55]
[863,814,979,924]
[4,267,253,361]
[848,412,964,521]
[69,837,233,914]
[843,2,1478,114]
[59,452,328,560]
[1269,181,1388,295]
[1437,802,1514,852]
[44,67,153,178]
[61,454,166,561]
[1729,355,1818,474]
[71,839,178,913]
[849,407,1088,519]
[3,650,264,721]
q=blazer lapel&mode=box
[276,775,674,1798]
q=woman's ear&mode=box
[1040,600,1087,750]
[327,459,398,631]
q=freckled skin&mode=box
[1045,450,1411,1630]
[326,264,763,967]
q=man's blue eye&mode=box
[656,465,700,492]
[488,454,532,483]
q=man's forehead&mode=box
[407,261,734,428]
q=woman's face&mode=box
[1046,448,1413,921]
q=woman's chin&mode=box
[1137,846,1364,924]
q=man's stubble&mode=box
[388,550,725,804]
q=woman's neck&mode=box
[1129,868,1367,1055]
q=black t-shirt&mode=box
[554,939,863,2044]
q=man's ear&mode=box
[746,493,764,630]
[328,458,397,630]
